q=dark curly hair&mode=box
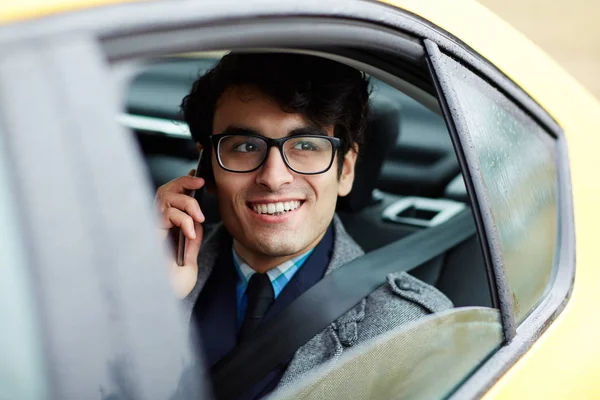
[181,52,370,178]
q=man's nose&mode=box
[255,147,294,190]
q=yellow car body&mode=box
[3,0,599,398]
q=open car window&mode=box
[116,48,503,399]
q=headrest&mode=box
[337,96,401,212]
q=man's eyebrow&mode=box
[218,126,262,136]
[287,126,328,137]
[217,126,328,137]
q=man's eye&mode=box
[233,142,260,152]
[292,141,319,151]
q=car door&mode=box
[0,1,574,399]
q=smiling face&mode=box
[210,86,357,271]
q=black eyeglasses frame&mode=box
[210,133,342,175]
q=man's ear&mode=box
[338,144,358,197]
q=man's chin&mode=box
[240,230,308,257]
[251,240,305,258]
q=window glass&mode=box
[440,53,558,322]
[272,308,502,399]
[0,129,49,400]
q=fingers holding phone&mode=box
[168,220,203,299]
[155,174,206,238]
[154,172,206,298]
[177,151,206,266]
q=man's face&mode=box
[210,86,357,264]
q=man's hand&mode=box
[154,172,206,299]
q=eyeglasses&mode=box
[211,133,342,175]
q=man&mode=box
[155,53,452,399]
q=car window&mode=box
[0,128,49,400]
[113,50,504,400]
[371,79,457,199]
[439,53,558,323]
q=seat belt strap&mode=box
[210,210,477,399]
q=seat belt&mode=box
[210,210,477,399]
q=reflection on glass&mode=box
[273,308,503,399]
[441,54,558,323]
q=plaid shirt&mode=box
[232,247,314,329]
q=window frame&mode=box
[0,1,575,398]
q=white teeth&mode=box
[252,201,302,215]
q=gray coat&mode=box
[181,215,453,392]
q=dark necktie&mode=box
[238,273,274,341]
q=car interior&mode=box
[123,51,494,311]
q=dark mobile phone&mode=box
[176,149,204,266]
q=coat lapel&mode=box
[191,249,238,367]
[181,226,230,324]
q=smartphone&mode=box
[176,149,204,266]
